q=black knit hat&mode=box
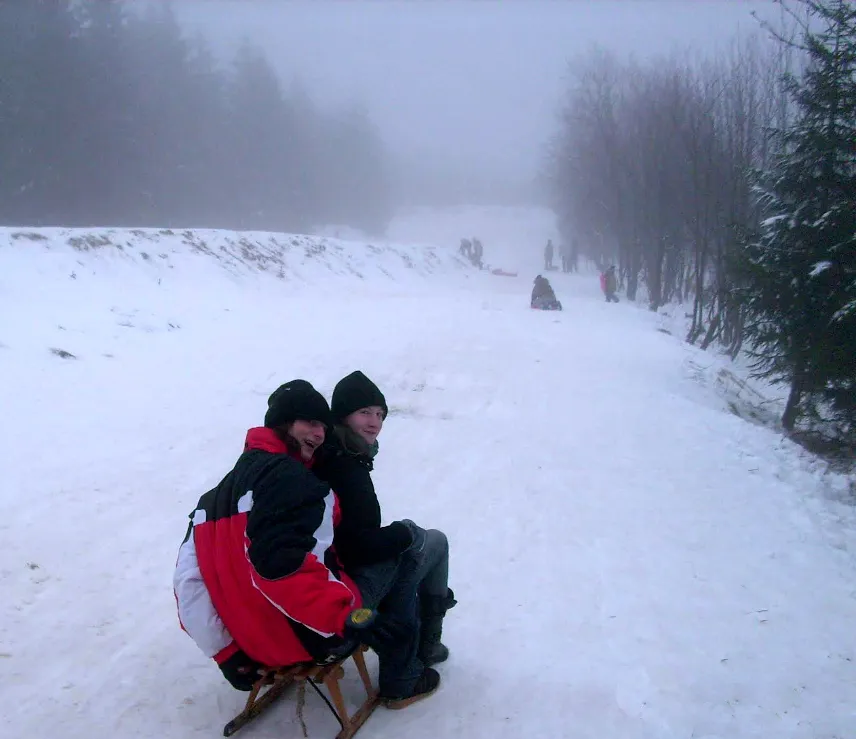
[264,379,333,429]
[331,371,388,422]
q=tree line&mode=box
[546,0,855,451]
[0,0,392,235]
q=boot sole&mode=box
[382,684,439,710]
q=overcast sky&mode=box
[176,0,782,198]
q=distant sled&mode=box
[490,268,518,277]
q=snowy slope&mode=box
[1,223,855,739]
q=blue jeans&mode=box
[349,528,449,696]
[406,528,450,599]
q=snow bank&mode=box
[0,225,471,288]
[0,224,475,358]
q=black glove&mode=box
[399,519,426,555]
[344,608,410,651]
[219,649,264,691]
[387,521,415,555]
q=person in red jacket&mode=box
[173,380,438,706]
[600,265,619,303]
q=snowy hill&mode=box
[1,218,855,739]
[1,224,470,294]
[0,224,474,360]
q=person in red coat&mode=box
[600,265,619,302]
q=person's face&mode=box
[288,420,326,460]
[344,405,385,445]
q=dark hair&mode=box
[273,424,303,456]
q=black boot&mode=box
[419,588,456,666]
[382,667,440,709]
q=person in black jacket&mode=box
[531,274,563,310]
[314,371,456,666]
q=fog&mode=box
[176,0,780,205]
[0,0,785,234]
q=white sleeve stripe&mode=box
[310,494,335,563]
[173,534,234,658]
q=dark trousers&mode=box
[349,528,449,696]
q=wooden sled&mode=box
[223,646,379,739]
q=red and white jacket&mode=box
[173,427,361,668]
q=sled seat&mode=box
[223,645,378,739]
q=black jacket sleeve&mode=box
[315,448,412,569]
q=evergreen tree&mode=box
[321,102,391,236]
[225,41,310,233]
[736,0,856,438]
[0,0,83,224]
[0,1,394,234]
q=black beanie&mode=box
[264,379,333,429]
[331,371,388,422]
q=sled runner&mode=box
[223,645,378,739]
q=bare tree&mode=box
[547,32,793,351]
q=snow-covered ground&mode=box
[1,218,855,739]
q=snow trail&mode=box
[1,228,854,739]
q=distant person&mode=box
[600,265,619,303]
[459,238,472,259]
[471,238,483,269]
[560,242,571,273]
[544,239,554,271]
[531,274,562,311]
